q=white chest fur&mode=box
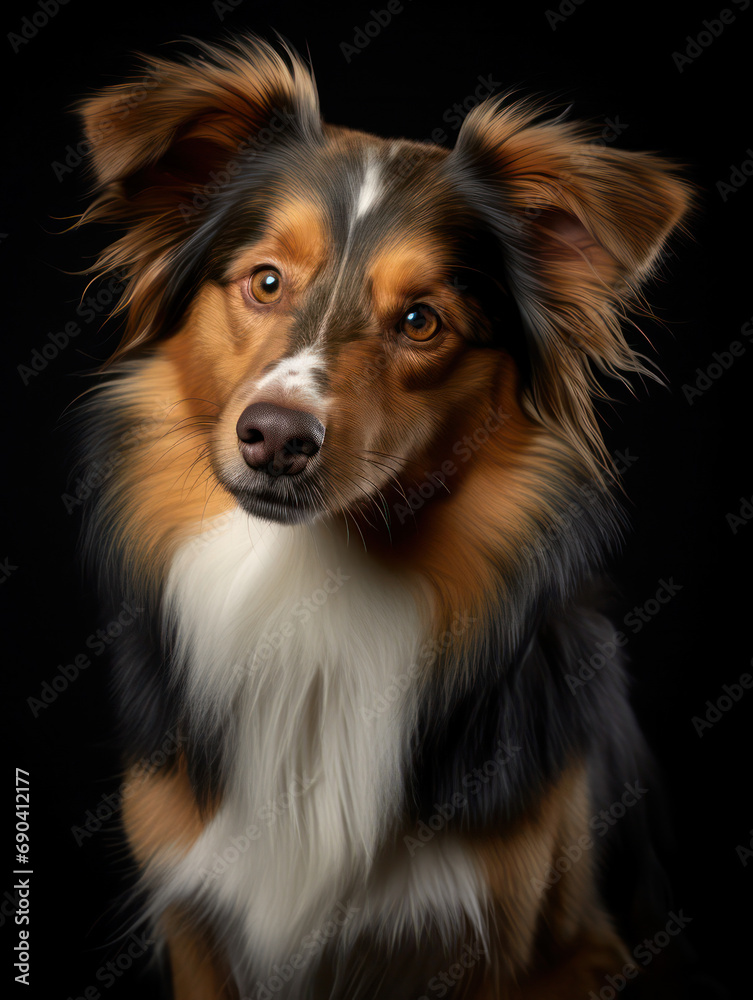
[157,510,488,978]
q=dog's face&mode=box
[177,134,519,524]
[80,39,690,530]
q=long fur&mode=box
[73,36,693,999]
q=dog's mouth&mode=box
[224,471,324,525]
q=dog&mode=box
[74,35,692,999]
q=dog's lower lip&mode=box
[228,485,321,524]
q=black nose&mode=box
[236,403,325,476]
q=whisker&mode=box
[357,454,412,508]
[348,468,392,535]
[356,454,420,531]
[322,467,379,551]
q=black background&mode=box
[1,0,751,997]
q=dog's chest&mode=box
[161,510,434,962]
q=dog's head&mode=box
[79,37,690,529]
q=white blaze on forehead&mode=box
[312,152,384,343]
[252,346,327,407]
[354,157,383,219]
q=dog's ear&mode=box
[450,99,693,477]
[78,37,320,360]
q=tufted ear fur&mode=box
[450,98,693,478]
[77,37,321,359]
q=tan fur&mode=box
[123,760,232,998]
[121,753,215,866]
[222,196,329,287]
[357,357,593,647]
[88,357,232,598]
[472,765,629,998]
[162,908,237,1000]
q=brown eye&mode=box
[398,304,441,342]
[248,268,282,303]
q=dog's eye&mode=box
[398,304,441,342]
[248,268,282,303]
